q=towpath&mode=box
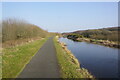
[18,37,60,78]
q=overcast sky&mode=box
[2,2,118,32]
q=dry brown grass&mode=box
[2,37,43,48]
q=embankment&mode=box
[54,36,94,78]
[67,37,120,48]
[2,18,50,48]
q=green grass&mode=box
[2,38,48,78]
[54,37,94,78]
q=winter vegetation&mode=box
[2,18,52,48]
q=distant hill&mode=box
[63,27,120,42]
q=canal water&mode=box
[59,37,119,78]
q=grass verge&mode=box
[2,38,48,78]
[54,37,94,78]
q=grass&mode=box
[2,38,48,78]
[54,37,94,78]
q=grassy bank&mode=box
[2,18,51,48]
[2,38,48,78]
[54,36,93,78]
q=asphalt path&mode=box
[18,37,60,78]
